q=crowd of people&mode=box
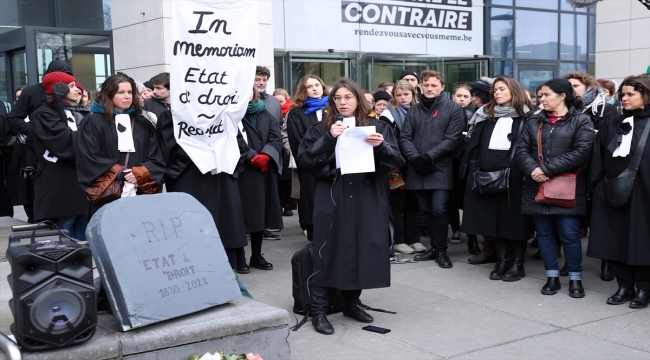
[0,60,648,337]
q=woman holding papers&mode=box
[287,75,329,241]
[298,78,405,335]
[461,76,534,283]
[587,75,650,309]
[76,72,165,218]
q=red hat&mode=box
[42,72,76,95]
[75,81,85,93]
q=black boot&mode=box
[343,298,374,323]
[629,289,650,309]
[541,277,561,295]
[569,280,585,298]
[607,287,636,305]
[503,241,527,282]
[311,314,334,335]
[414,248,435,261]
[489,239,510,280]
[600,260,614,281]
[467,235,481,255]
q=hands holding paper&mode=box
[331,122,383,147]
[122,169,138,186]
[364,133,384,147]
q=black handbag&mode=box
[470,119,524,194]
[603,119,650,207]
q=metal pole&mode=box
[11,224,52,232]
[0,332,22,360]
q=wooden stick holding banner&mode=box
[171,0,258,175]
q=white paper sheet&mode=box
[335,126,376,175]
[115,114,135,153]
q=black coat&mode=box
[587,111,650,265]
[238,110,284,233]
[516,108,596,216]
[287,106,320,225]
[156,110,248,249]
[30,104,88,220]
[584,102,617,131]
[461,117,533,241]
[297,119,405,290]
[142,97,169,118]
[398,95,465,190]
[76,112,166,217]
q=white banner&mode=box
[171,0,258,174]
[273,0,483,56]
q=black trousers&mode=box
[610,262,650,290]
[390,190,420,245]
[311,286,361,316]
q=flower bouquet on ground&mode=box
[187,352,263,360]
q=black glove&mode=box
[410,155,435,175]
[52,82,70,98]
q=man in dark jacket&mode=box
[254,66,283,125]
[399,70,465,268]
[6,60,73,223]
[143,72,170,118]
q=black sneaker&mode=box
[263,230,281,240]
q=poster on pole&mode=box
[171,0,258,174]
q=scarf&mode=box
[90,102,136,115]
[608,106,650,155]
[581,87,607,118]
[246,99,267,128]
[388,104,410,130]
[467,104,528,137]
[303,96,328,115]
[280,99,292,117]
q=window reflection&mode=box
[516,0,558,10]
[490,8,514,58]
[515,11,558,60]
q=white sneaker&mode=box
[394,243,415,254]
[304,230,308,237]
[410,243,427,253]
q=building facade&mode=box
[595,0,650,85]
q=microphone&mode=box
[335,113,343,124]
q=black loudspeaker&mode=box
[6,230,97,351]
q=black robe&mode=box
[298,119,405,290]
[587,113,650,266]
[287,106,320,226]
[238,110,284,233]
[156,110,248,249]
[461,117,533,241]
[76,112,166,218]
[30,104,88,220]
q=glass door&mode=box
[290,59,348,94]
[516,63,558,94]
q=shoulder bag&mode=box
[534,121,578,208]
[470,119,524,194]
[603,118,650,207]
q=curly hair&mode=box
[563,71,600,89]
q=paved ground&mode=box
[1,206,649,359]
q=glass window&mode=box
[489,8,514,58]
[291,60,347,93]
[490,0,513,5]
[495,60,514,77]
[0,55,7,103]
[576,15,587,61]
[588,15,595,62]
[577,63,588,73]
[515,11,558,60]
[560,62,576,76]
[11,52,28,89]
[53,0,106,31]
[35,32,111,92]
[516,0,558,10]
[560,14,575,60]
[561,1,587,12]
[0,0,51,35]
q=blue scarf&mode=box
[90,102,136,115]
[303,96,329,115]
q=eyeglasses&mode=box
[333,95,356,102]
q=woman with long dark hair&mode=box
[30,72,88,238]
[287,75,329,241]
[298,78,404,335]
[587,75,650,308]
[462,76,534,282]
[76,72,165,217]
[516,78,595,298]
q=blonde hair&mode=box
[391,80,418,107]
